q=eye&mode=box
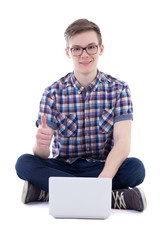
[87,45,96,50]
[73,47,81,52]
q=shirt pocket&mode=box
[99,109,114,134]
[56,112,77,137]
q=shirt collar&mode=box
[71,73,84,93]
[68,70,102,94]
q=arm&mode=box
[98,119,132,178]
[33,115,54,159]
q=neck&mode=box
[74,69,98,88]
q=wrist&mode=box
[98,169,113,179]
[33,143,50,159]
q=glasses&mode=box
[69,44,99,56]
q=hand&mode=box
[36,115,51,149]
[98,170,113,179]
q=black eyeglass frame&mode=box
[69,44,100,56]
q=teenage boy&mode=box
[15,19,146,211]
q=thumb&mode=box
[41,115,47,128]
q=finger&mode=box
[37,142,50,149]
[36,131,51,141]
[38,139,51,146]
[38,128,51,136]
[36,133,51,147]
[41,115,47,129]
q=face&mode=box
[65,31,104,76]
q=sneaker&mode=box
[21,181,49,204]
[112,187,147,211]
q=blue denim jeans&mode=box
[15,154,145,192]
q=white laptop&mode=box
[49,177,112,219]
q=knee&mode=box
[128,157,146,186]
[15,154,34,179]
[113,157,146,189]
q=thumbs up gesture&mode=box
[41,114,48,129]
[36,115,52,149]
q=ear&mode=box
[65,48,71,59]
[99,44,104,56]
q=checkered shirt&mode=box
[37,71,133,163]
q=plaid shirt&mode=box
[37,71,133,163]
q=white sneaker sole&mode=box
[137,187,147,211]
[21,181,29,204]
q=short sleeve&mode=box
[36,88,57,130]
[114,84,133,123]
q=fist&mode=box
[36,115,51,149]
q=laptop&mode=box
[49,177,112,219]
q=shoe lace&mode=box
[38,190,49,201]
[112,191,127,209]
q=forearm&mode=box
[100,140,130,178]
[33,142,50,159]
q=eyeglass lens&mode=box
[71,45,98,56]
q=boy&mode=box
[16,19,146,211]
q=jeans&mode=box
[15,154,145,192]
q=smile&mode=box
[79,61,92,66]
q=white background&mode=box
[0,0,160,239]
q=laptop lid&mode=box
[49,177,112,219]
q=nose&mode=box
[81,48,89,57]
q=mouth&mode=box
[79,60,92,66]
